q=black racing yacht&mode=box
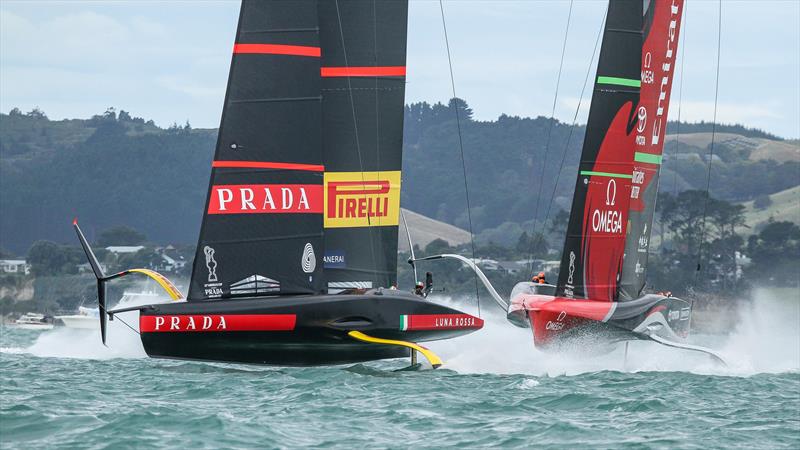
[75,0,482,367]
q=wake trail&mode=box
[13,289,170,360]
[7,287,797,376]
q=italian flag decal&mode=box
[399,314,483,332]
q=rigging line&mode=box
[665,1,689,250]
[98,301,140,337]
[439,0,480,316]
[529,3,607,268]
[527,0,573,277]
[671,1,689,198]
[372,0,386,283]
[114,314,141,336]
[696,0,722,282]
[334,0,378,278]
[373,0,380,177]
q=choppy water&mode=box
[2,289,799,448]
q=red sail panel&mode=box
[619,0,685,299]
[556,0,642,302]
[580,104,635,301]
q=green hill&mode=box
[741,185,800,231]
[1,103,797,255]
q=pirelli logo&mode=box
[324,171,401,228]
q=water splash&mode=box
[719,288,800,374]
[427,288,800,376]
[7,287,798,375]
[21,288,176,359]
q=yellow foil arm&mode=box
[347,330,442,369]
[127,269,184,300]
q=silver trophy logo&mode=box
[204,246,218,282]
[567,251,576,285]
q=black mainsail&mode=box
[188,0,409,299]
[188,0,325,300]
[318,0,408,293]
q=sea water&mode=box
[1,289,798,448]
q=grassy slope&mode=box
[740,185,800,231]
[398,208,471,252]
[665,132,800,162]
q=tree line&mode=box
[1,103,797,254]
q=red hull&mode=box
[511,294,615,348]
[508,287,691,350]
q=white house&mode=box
[0,259,31,274]
[77,262,109,275]
[105,246,145,255]
[159,253,187,272]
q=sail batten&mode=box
[233,43,321,57]
[211,161,325,172]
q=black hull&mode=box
[134,290,482,366]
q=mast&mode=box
[188,0,325,300]
[318,0,409,292]
[555,0,684,302]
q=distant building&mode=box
[472,258,500,271]
[158,253,187,272]
[77,262,109,275]
[0,259,30,275]
[541,260,561,274]
[513,259,547,273]
[105,246,145,254]
[496,261,527,275]
[735,251,752,280]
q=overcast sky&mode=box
[1,1,798,138]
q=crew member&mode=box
[537,272,546,284]
[531,275,540,284]
[414,281,425,296]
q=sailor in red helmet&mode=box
[414,281,425,297]
[537,272,546,284]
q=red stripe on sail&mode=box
[321,66,406,77]
[212,161,325,172]
[140,314,297,333]
[233,43,321,57]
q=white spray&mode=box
[427,288,799,376]
[9,286,798,376]
[21,281,181,359]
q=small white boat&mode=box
[56,306,99,329]
[55,291,164,330]
[14,313,54,330]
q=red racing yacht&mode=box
[420,0,723,363]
